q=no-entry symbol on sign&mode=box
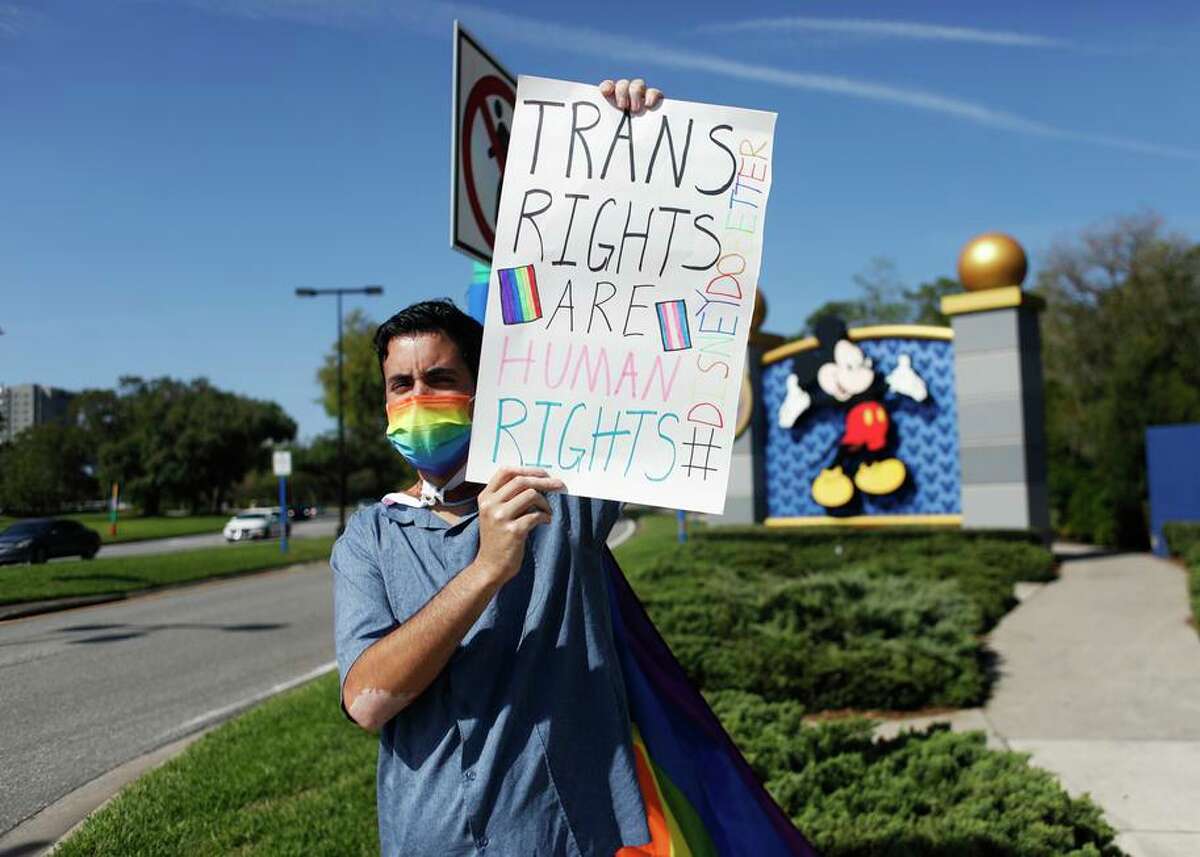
[461,74,515,251]
[451,23,517,264]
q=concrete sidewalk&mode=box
[878,546,1200,857]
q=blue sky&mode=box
[2,0,1197,440]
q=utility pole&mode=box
[295,285,384,535]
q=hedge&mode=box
[1163,521,1200,557]
[706,690,1123,856]
[625,529,1055,711]
[1185,547,1200,637]
[1162,524,1200,637]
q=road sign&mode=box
[450,21,516,264]
[272,450,292,477]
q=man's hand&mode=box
[340,466,563,732]
[476,466,564,587]
[599,78,663,114]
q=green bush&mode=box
[705,690,1123,857]
[633,554,988,705]
[1163,522,1200,557]
[704,526,1044,547]
[623,528,1055,711]
[1185,546,1200,637]
[696,529,1054,629]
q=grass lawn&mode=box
[0,537,335,605]
[0,512,232,544]
[53,672,380,857]
[51,515,1122,856]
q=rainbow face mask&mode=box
[385,393,474,476]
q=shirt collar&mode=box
[381,462,474,508]
[380,463,478,530]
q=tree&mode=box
[79,377,297,515]
[315,311,415,499]
[1037,213,1200,547]
[903,276,958,326]
[317,309,387,444]
[800,259,961,335]
[0,423,95,514]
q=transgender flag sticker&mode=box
[655,299,692,352]
[497,264,543,325]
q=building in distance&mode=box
[0,384,76,443]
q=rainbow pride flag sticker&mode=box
[497,264,543,325]
[656,299,692,352]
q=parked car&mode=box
[288,505,314,521]
[0,518,101,564]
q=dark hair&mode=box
[373,299,483,380]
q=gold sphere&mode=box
[751,288,767,333]
[957,232,1027,291]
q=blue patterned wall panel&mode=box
[760,337,960,519]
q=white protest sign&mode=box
[466,76,776,514]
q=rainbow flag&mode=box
[656,300,692,352]
[604,548,820,856]
[498,264,543,324]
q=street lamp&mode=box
[296,285,385,536]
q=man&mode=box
[332,80,664,856]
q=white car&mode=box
[223,510,281,542]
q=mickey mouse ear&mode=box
[813,315,848,347]
[791,350,823,382]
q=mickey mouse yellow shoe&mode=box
[812,466,855,508]
[854,458,907,495]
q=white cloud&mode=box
[0,2,37,37]
[695,16,1069,49]
[174,0,1200,161]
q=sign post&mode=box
[450,20,517,264]
[273,450,292,553]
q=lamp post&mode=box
[295,285,384,535]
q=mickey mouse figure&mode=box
[777,316,928,509]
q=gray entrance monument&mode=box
[941,233,1050,535]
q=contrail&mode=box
[695,16,1069,49]
[176,0,1200,161]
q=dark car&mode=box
[0,518,102,565]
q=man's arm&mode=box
[341,466,563,732]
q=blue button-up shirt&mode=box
[331,492,650,856]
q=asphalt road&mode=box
[0,560,336,836]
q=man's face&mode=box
[382,331,476,413]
